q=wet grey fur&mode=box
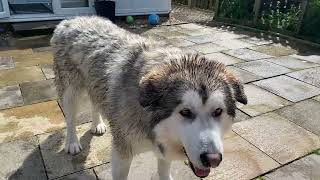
[51,16,246,157]
[52,16,182,155]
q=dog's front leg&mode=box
[158,158,173,180]
[111,147,132,180]
[63,86,82,155]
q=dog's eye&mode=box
[179,108,195,119]
[212,108,223,117]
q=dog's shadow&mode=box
[7,129,98,180]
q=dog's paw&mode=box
[91,123,107,135]
[65,142,82,155]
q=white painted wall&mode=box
[0,0,172,22]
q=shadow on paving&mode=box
[198,19,320,57]
[8,130,98,180]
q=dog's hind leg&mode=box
[158,158,173,180]
[90,106,107,135]
[62,86,82,155]
[111,147,132,180]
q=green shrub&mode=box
[218,0,254,20]
[259,1,301,32]
[301,0,320,41]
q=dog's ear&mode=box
[226,72,247,105]
[139,70,168,107]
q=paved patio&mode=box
[0,22,320,180]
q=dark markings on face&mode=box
[223,83,236,117]
[158,143,165,155]
[141,54,241,139]
[230,81,248,105]
[198,84,208,105]
[148,81,183,130]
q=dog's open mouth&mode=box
[183,148,210,178]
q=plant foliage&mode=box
[218,0,255,20]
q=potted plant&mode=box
[94,0,116,22]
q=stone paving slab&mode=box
[139,28,166,36]
[55,169,97,180]
[263,154,320,180]
[254,76,320,102]
[9,35,51,49]
[214,39,254,50]
[155,31,189,39]
[0,57,14,70]
[275,99,320,136]
[166,38,195,47]
[314,95,320,102]
[223,48,273,61]
[0,49,33,58]
[234,60,292,78]
[177,27,219,36]
[287,67,320,88]
[154,26,183,32]
[234,110,250,122]
[265,56,319,70]
[0,66,45,87]
[41,64,55,79]
[209,135,279,180]
[214,31,247,40]
[14,52,53,67]
[227,66,263,83]
[0,137,47,180]
[184,32,244,44]
[184,34,219,44]
[205,52,244,65]
[237,84,291,117]
[20,79,57,105]
[39,123,112,179]
[177,23,205,30]
[188,43,228,54]
[239,37,273,45]
[32,46,52,53]
[0,101,65,143]
[233,113,320,164]
[249,44,298,57]
[0,85,23,110]
[95,135,279,180]
[291,54,320,64]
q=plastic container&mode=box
[94,0,116,23]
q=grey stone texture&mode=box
[254,76,320,102]
[0,85,23,110]
[234,60,292,78]
[287,67,320,88]
[223,49,273,61]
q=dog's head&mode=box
[139,54,247,178]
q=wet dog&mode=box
[51,16,247,180]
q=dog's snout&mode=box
[200,153,222,168]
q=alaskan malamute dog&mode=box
[51,16,247,179]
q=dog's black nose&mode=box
[200,153,222,168]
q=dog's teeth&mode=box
[184,160,189,166]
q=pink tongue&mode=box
[194,167,210,177]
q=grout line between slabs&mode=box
[36,135,50,180]
[231,130,282,165]
[50,162,110,180]
[249,148,320,180]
